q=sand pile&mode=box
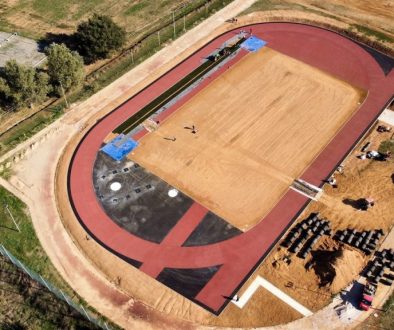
[310,247,364,293]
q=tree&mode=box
[46,43,85,95]
[75,14,126,62]
[0,60,50,109]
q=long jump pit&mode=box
[64,23,394,327]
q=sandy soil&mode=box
[131,47,362,230]
[213,285,302,328]
[240,121,394,316]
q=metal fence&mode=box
[0,244,111,330]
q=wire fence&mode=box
[0,244,111,330]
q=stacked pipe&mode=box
[280,213,332,259]
[334,229,384,255]
[364,249,394,285]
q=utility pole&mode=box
[158,30,161,46]
[183,15,186,32]
[5,204,20,232]
[172,11,176,39]
[59,80,69,109]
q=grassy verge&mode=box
[350,24,393,43]
[0,106,64,157]
[380,292,394,329]
[0,186,119,329]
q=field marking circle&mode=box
[110,182,122,191]
[168,188,179,198]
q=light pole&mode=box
[172,11,176,39]
[59,80,69,109]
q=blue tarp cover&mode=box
[101,134,138,161]
[241,36,267,52]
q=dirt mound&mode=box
[310,247,364,293]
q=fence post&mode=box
[60,289,71,306]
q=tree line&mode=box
[0,14,126,111]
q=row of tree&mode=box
[0,44,84,109]
[0,14,126,111]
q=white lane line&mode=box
[232,276,313,317]
[290,186,317,200]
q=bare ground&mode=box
[244,121,394,320]
[131,47,362,230]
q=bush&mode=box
[0,60,50,110]
[75,14,126,63]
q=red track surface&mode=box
[69,23,394,313]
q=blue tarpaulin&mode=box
[241,36,267,52]
[101,134,138,161]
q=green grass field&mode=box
[0,185,72,293]
[0,0,207,39]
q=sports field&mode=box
[131,47,362,230]
[66,22,394,321]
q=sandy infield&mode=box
[131,47,363,230]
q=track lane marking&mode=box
[232,275,313,317]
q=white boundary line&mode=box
[232,276,313,317]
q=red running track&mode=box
[68,23,394,314]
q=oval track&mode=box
[68,23,394,312]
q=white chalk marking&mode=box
[232,276,313,317]
[290,186,317,200]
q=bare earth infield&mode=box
[130,47,363,231]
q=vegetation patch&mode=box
[124,1,149,16]
[378,139,394,155]
[0,255,98,329]
[0,186,117,329]
[351,24,393,43]
[0,105,63,156]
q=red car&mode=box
[359,283,376,311]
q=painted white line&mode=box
[232,276,313,317]
[289,186,317,200]
[232,276,261,308]
[296,179,322,193]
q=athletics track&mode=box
[68,23,394,314]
